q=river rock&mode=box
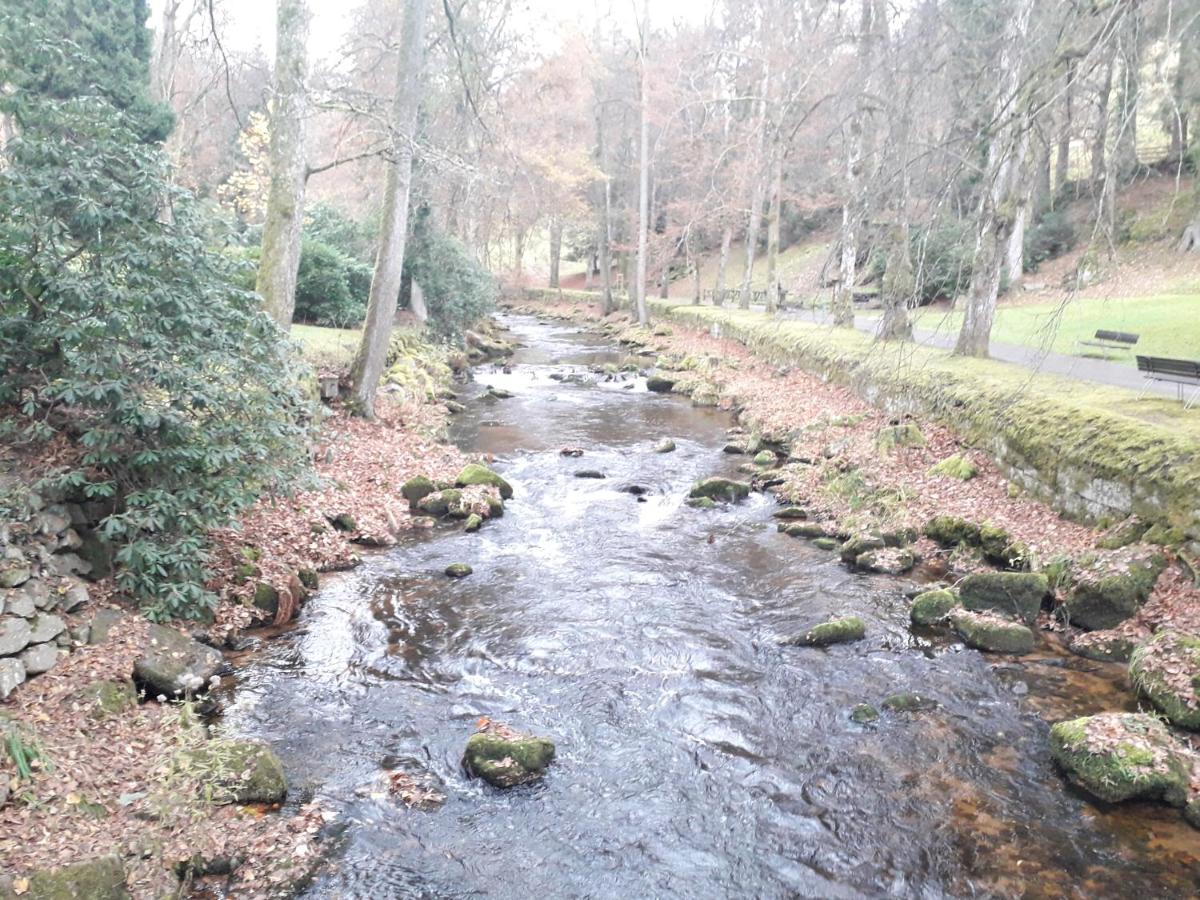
[850,704,879,724]
[958,572,1048,625]
[456,463,514,500]
[1049,712,1190,805]
[923,515,981,547]
[416,489,464,518]
[772,506,808,520]
[76,679,138,718]
[401,476,437,509]
[855,547,916,575]
[445,563,473,578]
[645,375,676,393]
[1129,630,1200,730]
[0,855,130,900]
[0,658,24,699]
[134,624,223,697]
[780,522,826,539]
[652,439,676,453]
[910,588,959,625]
[688,478,750,503]
[812,537,840,551]
[464,514,483,533]
[462,727,555,788]
[1060,551,1166,631]
[752,450,775,466]
[27,613,65,644]
[182,740,287,804]
[0,617,32,656]
[839,534,885,564]
[950,610,1035,654]
[1069,630,1139,663]
[788,616,865,647]
[19,642,59,675]
[881,691,937,713]
[574,470,606,479]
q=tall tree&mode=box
[349,0,430,417]
[256,0,312,330]
[634,0,651,325]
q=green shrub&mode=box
[294,240,370,327]
[1024,210,1076,270]
[405,208,497,340]
[0,88,313,619]
[910,220,974,304]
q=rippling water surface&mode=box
[223,316,1200,898]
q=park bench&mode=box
[1076,329,1139,358]
[1136,355,1200,408]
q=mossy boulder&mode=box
[910,588,959,626]
[653,438,676,453]
[1049,713,1190,805]
[875,423,925,453]
[855,547,916,575]
[752,450,775,466]
[1143,523,1186,546]
[329,513,357,532]
[297,568,319,591]
[456,464,513,500]
[416,489,465,518]
[850,704,879,724]
[881,692,936,713]
[839,534,885,564]
[462,730,555,788]
[252,582,279,615]
[812,537,840,551]
[134,625,223,697]
[1,855,130,900]
[401,476,437,509]
[950,610,1035,654]
[923,515,981,547]
[1129,630,1200,730]
[958,572,1048,625]
[183,740,287,804]
[445,563,473,578]
[789,616,865,647]
[928,454,977,480]
[76,679,137,719]
[780,522,826,539]
[1069,631,1139,663]
[1095,517,1150,550]
[1060,552,1166,630]
[688,477,751,503]
[464,514,483,533]
[686,496,717,509]
[772,506,808,520]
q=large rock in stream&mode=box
[958,572,1048,625]
[455,463,513,500]
[462,724,555,788]
[950,609,1035,654]
[1049,713,1191,808]
[1129,630,1200,730]
[134,625,223,697]
[688,478,750,503]
[1060,550,1166,630]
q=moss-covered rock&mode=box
[1129,630,1200,730]
[789,616,865,647]
[1049,713,1190,805]
[445,563,473,578]
[850,704,879,724]
[401,476,437,509]
[182,740,287,804]
[1095,517,1150,550]
[464,514,483,533]
[780,522,826,539]
[978,523,1011,561]
[297,568,319,591]
[1143,523,1186,546]
[812,537,840,551]
[839,534,885,564]
[686,496,717,509]
[462,730,555,788]
[456,464,513,500]
[875,423,925,453]
[958,572,1048,624]
[928,454,977,480]
[75,680,137,719]
[329,513,357,532]
[855,547,916,575]
[881,692,936,713]
[645,375,676,393]
[923,515,981,547]
[910,588,959,625]
[752,450,776,466]
[950,610,1035,654]
[134,625,223,697]
[688,477,750,503]
[1060,551,1166,630]
[1,855,130,900]
[772,506,808,520]
[1068,630,1139,663]
[416,489,465,518]
[252,582,279,615]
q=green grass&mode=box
[291,323,361,368]
[897,291,1200,366]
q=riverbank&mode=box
[0,327,511,897]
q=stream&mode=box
[223,315,1200,899]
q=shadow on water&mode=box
[222,315,1200,898]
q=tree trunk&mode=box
[633,0,651,326]
[714,225,732,301]
[690,235,701,304]
[765,147,782,312]
[1055,60,1074,198]
[833,0,873,328]
[584,249,595,290]
[738,59,771,310]
[954,0,1035,358]
[256,0,312,330]
[1005,130,1031,290]
[410,279,428,322]
[1113,4,1141,183]
[1091,52,1115,188]
[548,218,562,289]
[513,228,526,282]
[348,0,428,417]
[600,179,615,314]
[878,226,913,341]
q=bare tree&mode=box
[256,0,312,330]
[349,0,430,416]
[634,0,651,325]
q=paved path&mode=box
[761,305,1184,401]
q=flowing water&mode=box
[223,316,1200,899]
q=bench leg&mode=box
[1187,386,1200,410]
[1136,378,1153,401]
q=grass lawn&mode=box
[291,323,361,368]
[902,291,1200,365]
